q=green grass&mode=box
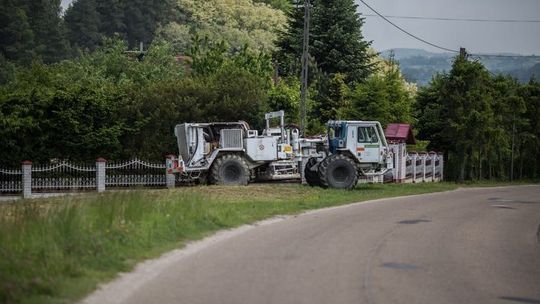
[0,182,526,303]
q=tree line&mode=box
[0,0,538,181]
[416,54,540,181]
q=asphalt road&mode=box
[86,186,540,304]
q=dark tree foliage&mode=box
[276,0,374,81]
[64,0,174,51]
[64,0,102,51]
[0,39,272,165]
[0,0,35,63]
[311,0,374,84]
[29,0,71,63]
[0,0,69,63]
[416,54,540,181]
[96,0,126,37]
[514,78,540,179]
[274,0,308,77]
[275,0,375,126]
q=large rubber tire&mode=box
[318,154,358,190]
[304,157,321,187]
[209,154,250,186]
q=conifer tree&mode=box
[275,0,307,76]
[311,0,374,84]
[123,0,173,49]
[24,0,70,63]
[64,0,173,51]
[64,0,102,51]
[1,0,70,63]
[96,0,125,38]
[0,0,35,62]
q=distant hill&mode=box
[381,48,540,85]
[381,48,452,60]
[508,63,540,83]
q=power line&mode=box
[359,0,540,58]
[363,14,540,23]
[358,0,459,53]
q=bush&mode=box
[0,38,273,166]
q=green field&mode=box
[0,182,523,303]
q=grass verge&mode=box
[0,182,520,303]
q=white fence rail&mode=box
[0,157,176,198]
[402,152,444,183]
[387,142,444,183]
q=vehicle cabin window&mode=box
[357,126,379,144]
[329,126,342,139]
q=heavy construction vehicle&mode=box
[303,120,392,189]
[167,111,392,189]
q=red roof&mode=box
[385,123,416,144]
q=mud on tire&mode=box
[209,154,250,186]
[318,154,358,190]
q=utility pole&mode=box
[460,47,468,59]
[300,0,311,136]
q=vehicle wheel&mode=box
[197,173,208,185]
[209,154,250,186]
[318,154,358,190]
[304,158,321,187]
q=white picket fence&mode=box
[0,158,176,198]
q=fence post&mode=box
[389,144,397,182]
[96,158,106,193]
[430,152,436,182]
[420,153,427,182]
[165,155,176,189]
[439,153,444,181]
[411,153,417,183]
[22,160,32,199]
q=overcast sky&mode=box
[357,0,540,55]
[61,0,540,55]
[61,0,71,9]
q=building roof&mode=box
[385,123,416,144]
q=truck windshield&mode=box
[358,126,379,144]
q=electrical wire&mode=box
[359,0,540,58]
[358,0,459,53]
[362,14,540,23]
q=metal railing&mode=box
[31,162,97,191]
[0,168,22,193]
[106,158,166,187]
[0,157,176,198]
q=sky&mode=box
[356,0,540,55]
[61,0,71,10]
[61,0,540,55]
